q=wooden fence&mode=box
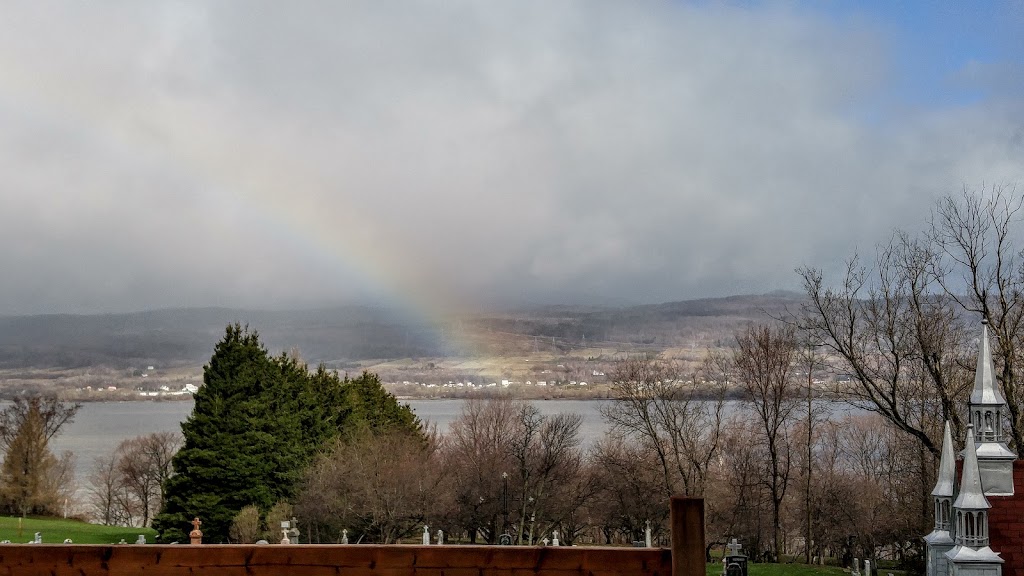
[0,498,704,576]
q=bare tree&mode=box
[731,324,800,562]
[709,417,771,560]
[298,430,443,544]
[508,405,587,544]
[798,186,1024,459]
[601,357,725,498]
[87,453,121,525]
[116,432,180,527]
[590,437,668,545]
[444,398,517,543]
[0,395,80,449]
[930,185,1024,449]
[798,237,970,457]
[796,336,828,564]
[85,432,180,527]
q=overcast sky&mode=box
[1,1,1022,315]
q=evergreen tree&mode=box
[152,324,421,542]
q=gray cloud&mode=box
[0,1,1022,314]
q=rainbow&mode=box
[0,52,479,357]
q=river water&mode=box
[50,399,611,491]
[51,398,856,499]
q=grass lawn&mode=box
[0,516,157,544]
[706,562,851,576]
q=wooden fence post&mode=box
[670,497,704,576]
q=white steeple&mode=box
[968,319,1016,496]
[954,425,990,513]
[932,421,956,499]
[972,320,1006,406]
[924,422,956,576]
[945,424,1003,572]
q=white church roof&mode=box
[932,421,956,497]
[971,320,1007,405]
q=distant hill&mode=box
[463,292,803,355]
[0,293,805,369]
[0,307,448,369]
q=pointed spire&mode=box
[972,319,1007,405]
[932,421,956,497]
[953,424,990,511]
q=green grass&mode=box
[0,516,157,544]
[707,562,851,576]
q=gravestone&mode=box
[864,559,871,576]
[189,517,203,545]
[341,529,348,545]
[280,520,291,545]
[499,533,513,545]
[136,535,146,544]
[723,538,747,576]
[422,525,430,545]
[436,529,444,545]
[552,530,559,546]
[852,558,860,576]
[33,533,41,544]
[645,521,652,548]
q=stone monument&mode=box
[189,518,202,545]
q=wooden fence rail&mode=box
[0,498,704,576]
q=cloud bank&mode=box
[0,1,1022,314]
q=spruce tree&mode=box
[153,324,421,542]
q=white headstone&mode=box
[864,560,871,576]
[541,537,550,546]
[436,529,444,545]
[341,529,348,545]
[136,535,146,544]
[645,521,652,548]
[852,558,860,576]
[552,530,559,546]
[34,533,41,544]
[423,525,430,545]
[726,538,743,557]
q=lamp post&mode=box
[502,472,509,537]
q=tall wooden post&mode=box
[670,497,704,576]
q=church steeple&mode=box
[932,421,956,526]
[968,319,1016,495]
[954,424,990,515]
[924,421,956,574]
[945,424,1003,572]
[972,320,1006,408]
